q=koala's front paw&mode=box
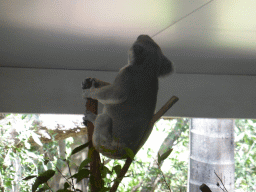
[82,78,99,89]
[82,88,90,98]
[83,110,97,125]
[83,116,89,126]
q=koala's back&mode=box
[103,66,158,153]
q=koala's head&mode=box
[128,35,174,77]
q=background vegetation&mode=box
[0,114,255,191]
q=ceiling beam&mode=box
[1,67,255,119]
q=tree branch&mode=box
[85,98,103,191]
[110,96,179,191]
[150,96,179,126]
[83,79,179,191]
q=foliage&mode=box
[1,115,256,191]
[0,116,189,192]
[106,118,189,192]
[235,119,256,191]
[0,114,59,192]
[154,118,189,191]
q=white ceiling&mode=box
[1,0,256,75]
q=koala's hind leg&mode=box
[92,113,113,149]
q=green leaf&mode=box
[158,148,173,164]
[5,180,12,187]
[26,151,39,159]
[71,142,90,155]
[22,175,37,180]
[113,165,121,175]
[101,165,111,178]
[25,141,31,149]
[44,159,50,165]
[72,169,90,183]
[124,147,135,159]
[32,179,41,192]
[31,132,43,146]
[157,152,161,165]
[32,169,55,191]
[64,182,70,189]
[38,170,55,181]
[78,158,92,171]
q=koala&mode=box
[82,35,173,159]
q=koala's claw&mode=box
[82,78,93,89]
[83,117,89,126]
[91,80,96,88]
[82,78,99,89]
[83,110,96,125]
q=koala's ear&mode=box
[133,44,144,55]
[158,55,174,77]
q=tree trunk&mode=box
[12,156,21,192]
[188,118,235,192]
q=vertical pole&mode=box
[188,118,235,192]
[86,98,103,191]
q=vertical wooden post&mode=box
[86,98,103,191]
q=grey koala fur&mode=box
[82,35,174,159]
